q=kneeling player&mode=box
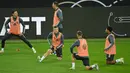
[104,26,124,65]
[38,27,64,62]
[70,31,99,70]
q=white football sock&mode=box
[1,48,4,52]
[116,59,121,63]
[72,62,75,68]
[40,56,45,62]
[32,47,36,53]
[91,64,96,68]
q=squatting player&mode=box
[0,10,36,54]
[104,26,124,64]
[70,31,99,70]
[38,26,64,62]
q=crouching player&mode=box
[70,30,99,70]
[38,26,64,62]
[104,26,124,65]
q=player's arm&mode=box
[56,10,63,27]
[57,34,64,49]
[4,18,10,33]
[104,35,114,51]
[47,32,53,46]
[70,40,80,54]
[19,18,25,34]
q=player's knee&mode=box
[56,54,62,58]
[107,60,115,64]
[47,49,52,53]
[62,45,64,48]
[106,60,111,64]
[86,66,92,70]
[111,61,116,64]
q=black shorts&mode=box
[73,53,90,66]
[50,47,62,57]
[106,54,115,61]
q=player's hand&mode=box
[72,52,77,55]
[56,46,60,49]
[54,47,57,50]
[50,45,53,48]
[19,33,23,36]
[56,44,64,49]
[7,32,11,34]
[104,49,108,51]
[62,45,64,48]
[22,32,25,35]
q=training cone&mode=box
[16,48,20,52]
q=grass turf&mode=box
[0,38,130,73]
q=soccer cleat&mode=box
[53,53,57,56]
[39,60,42,63]
[37,56,41,60]
[95,64,99,70]
[120,58,124,64]
[52,53,56,55]
[69,67,75,70]
[50,52,56,55]
[37,56,42,62]
[52,51,57,55]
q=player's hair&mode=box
[53,1,59,7]
[53,26,58,28]
[12,10,17,14]
[77,30,83,36]
[107,26,113,32]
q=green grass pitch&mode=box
[0,38,130,73]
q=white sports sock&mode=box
[40,56,45,61]
[1,48,4,51]
[116,59,121,63]
[32,47,36,53]
[72,62,75,68]
[91,64,96,68]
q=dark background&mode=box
[0,0,130,39]
[0,7,129,39]
[0,0,130,8]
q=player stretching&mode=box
[52,1,63,55]
[0,10,36,54]
[104,26,124,64]
[70,31,99,70]
[38,27,64,62]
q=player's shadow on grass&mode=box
[100,63,128,68]
[37,57,61,64]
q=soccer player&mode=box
[70,31,99,70]
[52,1,63,33]
[0,10,36,54]
[52,1,63,55]
[104,26,124,64]
[38,26,64,62]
